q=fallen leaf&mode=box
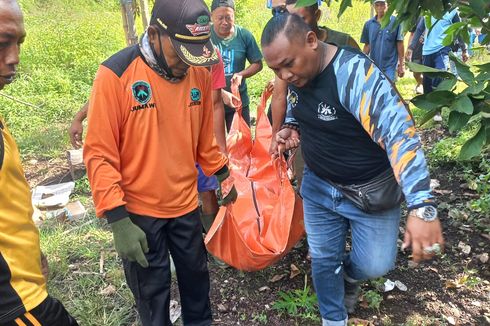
[270,274,286,283]
[478,253,488,264]
[170,300,181,323]
[481,233,490,241]
[395,280,407,291]
[290,264,301,279]
[258,286,270,292]
[471,301,481,307]
[428,267,439,273]
[433,189,451,195]
[438,202,451,210]
[467,180,478,190]
[449,209,468,221]
[217,303,228,313]
[446,274,470,289]
[347,318,374,326]
[99,284,116,296]
[444,315,456,325]
[430,179,440,190]
[462,245,472,255]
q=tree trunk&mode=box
[139,0,150,30]
[120,0,138,46]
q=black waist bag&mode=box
[331,169,404,213]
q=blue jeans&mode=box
[300,167,400,324]
[383,66,396,83]
[422,47,450,94]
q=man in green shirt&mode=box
[210,0,263,131]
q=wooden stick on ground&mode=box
[0,92,42,109]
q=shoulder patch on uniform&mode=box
[102,45,142,78]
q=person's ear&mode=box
[305,30,318,50]
[314,9,321,23]
[147,26,158,44]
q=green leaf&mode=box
[406,62,454,79]
[475,62,490,73]
[337,0,353,18]
[295,0,317,7]
[442,22,466,46]
[442,32,454,47]
[482,33,490,46]
[448,111,471,133]
[435,77,457,91]
[421,0,445,18]
[411,91,455,111]
[462,82,486,96]
[475,71,490,82]
[417,109,439,126]
[469,0,490,19]
[459,27,471,46]
[448,52,474,85]
[450,95,474,115]
[459,125,487,160]
[444,21,466,35]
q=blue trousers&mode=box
[300,167,400,325]
[422,47,450,94]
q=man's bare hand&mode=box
[222,89,241,108]
[397,63,405,78]
[69,118,83,149]
[403,213,444,264]
[274,127,300,158]
[405,48,413,62]
[266,78,275,93]
[231,73,243,87]
[269,133,279,157]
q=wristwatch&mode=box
[412,206,438,222]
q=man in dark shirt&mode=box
[261,13,443,326]
[267,0,360,189]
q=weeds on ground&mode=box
[251,312,268,324]
[272,275,320,322]
[40,216,137,326]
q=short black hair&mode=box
[285,0,319,14]
[261,13,312,48]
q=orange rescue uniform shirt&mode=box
[84,45,228,219]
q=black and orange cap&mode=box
[150,0,219,67]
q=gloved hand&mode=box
[110,217,149,268]
[216,169,238,206]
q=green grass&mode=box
[40,218,137,326]
[0,0,125,158]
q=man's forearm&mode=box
[212,90,227,153]
[397,41,405,65]
[271,77,288,133]
[237,61,263,79]
[75,102,89,122]
[362,44,370,55]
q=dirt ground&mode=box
[203,128,490,326]
[28,127,489,326]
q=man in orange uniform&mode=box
[0,1,78,325]
[83,0,237,325]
